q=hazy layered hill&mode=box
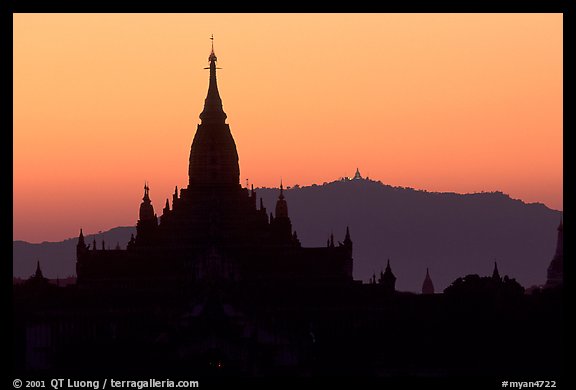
[13,179,561,292]
[258,179,560,292]
[13,227,136,280]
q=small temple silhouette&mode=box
[378,259,397,294]
[340,167,368,182]
[422,268,435,295]
[24,261,50,288]
[492,261,501,281]
[13,40,563,378]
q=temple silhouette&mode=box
[13,41,563,379]
[76,40,352,290]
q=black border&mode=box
[6,2,572,389]
[6,1,571,13]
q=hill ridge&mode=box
[13,179,560,292]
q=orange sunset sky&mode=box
[13,13,562,243]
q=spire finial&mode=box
[200,35,226,124]
[143,182,151,202]
[208,34,217,62]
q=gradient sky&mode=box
[13,13,562,243]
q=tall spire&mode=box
[199,34,227,124]
[189,36,240,188]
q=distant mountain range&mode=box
[13,179,561,292]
